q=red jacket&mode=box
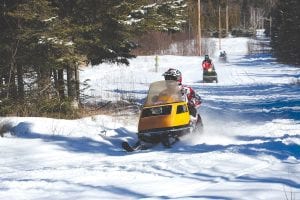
[202,60,213,71]
[180,85,202,108]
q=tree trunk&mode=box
[57,69,65,100]
[67,64,79,108]
[8,65,17,99]
[38,67,51,98]
[0,71,5,99]
[8,40,19,99]
[75,65,80,103]
[16,64,24,100]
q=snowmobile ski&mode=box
[122,140,157,152]
[122,136,180,152]
[122,141,138,152]
[121,141,153,152]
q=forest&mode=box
[0,0,299,117]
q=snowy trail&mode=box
[1,37,300,200]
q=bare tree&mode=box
[249,7,266,30]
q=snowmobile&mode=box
[218,51,227,63]
[122,80,203,152]
[203,63,218,83]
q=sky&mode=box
[0,37,300,200]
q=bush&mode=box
[0,98,79,119]
[0,121,12,137]
[231,28,255,37]
[211,29,228,38]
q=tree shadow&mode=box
[192,83,300,122]
[10,122,132,156]
[231,53,276,67]
[172,134,300,161]
[238,175,300,189]
[0,177,149,199]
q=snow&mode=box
[1,37,300,200]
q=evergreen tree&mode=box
[1,0,190,116]
[0,0,59,100]
[271,0,300,65]
[0,0,82,115]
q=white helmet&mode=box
[162,68,182,83]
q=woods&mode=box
[0,0,298,117]
[134,0,278,55]
[0,0,187,116]
[271,0,300,65]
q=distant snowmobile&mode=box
[122,80,203,152]
[202,61,218,83]
[201,55,218,83]
[219,51,227,63]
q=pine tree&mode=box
[0,0,59,101]
[1,0,190,115]
[271,0,300,65]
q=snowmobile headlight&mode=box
[141,105,172,118]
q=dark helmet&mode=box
[204,55,210,60]
[162,68,182,83]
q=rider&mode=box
[219,51,227,61]
[162,68,201,118]
[220,51,226,57]
[202,54,215,71]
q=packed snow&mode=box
[0,37,300,200]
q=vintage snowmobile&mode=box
[202,62,218,83]
[122,80,203,152]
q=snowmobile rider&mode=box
[162,68,201,118]
[219,51,227,63]
[220,51,226,58]
[202,54,214,71]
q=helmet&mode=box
[162,68,182,83]
[204,55,209,60]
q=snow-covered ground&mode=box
[1,37,300,200]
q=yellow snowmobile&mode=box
[122,80,203,152]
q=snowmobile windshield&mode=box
[144,80,184,107]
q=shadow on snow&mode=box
[193,83,300,122]
[172,134,300,161]
[10,122,134,156]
